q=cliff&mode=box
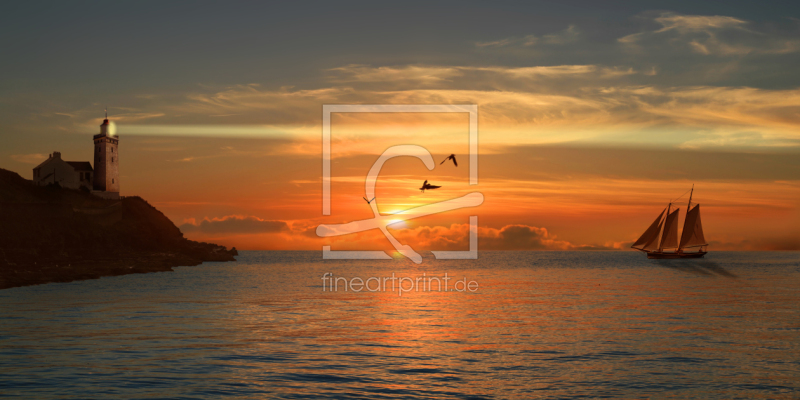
[0,168,237,289]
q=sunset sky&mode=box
[1,1,799,251]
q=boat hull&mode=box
[646,251,706,259]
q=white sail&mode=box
[631,208,665,251]
[679,204,708,249]
[659,208,680,250]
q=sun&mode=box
[387,219,407,228]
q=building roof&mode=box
[66,161,93,172]
[33,153,58,170]
[33,158,49,170]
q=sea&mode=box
[1,251,799,399]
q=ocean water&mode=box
[1,251,799,399]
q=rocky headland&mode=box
[0,168,237,289]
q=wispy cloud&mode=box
[328,64,601,84]
[473,65,596,78]
[100,79,800,151]
[619,12,800,56]
[476,24,580,48]
[180,217,617,251]
[475,37,526,48]
[10,153,47,164]
[392,223,595,250]
[541,24,580,45]
[328,64,462,83]
[120,124,299,138]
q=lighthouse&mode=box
[92,110,120,199]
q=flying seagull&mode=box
[440,154,458,167]
[419,180,442,192]
[363,196,375,204]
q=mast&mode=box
[659,201,671,252]
[679,185,694,253]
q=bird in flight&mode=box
[363,196,375,204]
[419,180,442,192]
[440,154,458,167]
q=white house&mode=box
[33,152,93,190]
[32,113,120,199]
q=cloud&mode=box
[390,223,614,251]
[104,112,165,122]
[475,37,528,48]
[41,46,800,152]
[10,153,47,164]
[178,214,620,251]
[677,131,800,149]
[541,24,580,45]
[626,86,800,133]
[476,24,579,48]
[26,104,167,138]
[327,64,462,84]
[478,224,575,250]
[106,81,800,151]
[654,14,749,34]
[473,65,596,78]
[327,64,599,85]
[709,237,800,251]
[619,12,800,56]
[600,66,637,78]
[180,215,289,235]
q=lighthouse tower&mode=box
[92,110,120,198]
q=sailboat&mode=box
[631,185,709,259]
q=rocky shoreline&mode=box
[0,244,238,290]
[0,168,238,290]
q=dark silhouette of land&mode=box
[0,168,237,289]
